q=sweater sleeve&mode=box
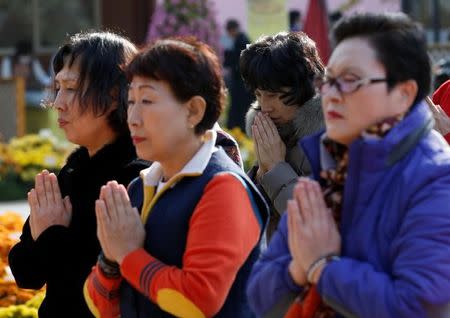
[260,161,299,214]
[246,213,302,316]
[119,173,262,318]
[317,178,450,318]
[8,218,47,290]
[8,217,80,289]
[83,265,122,318]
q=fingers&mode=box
[34,172,47,207]
[111,181,131,219]
[101,181,130,222]
[260,113,279,138]
[303,180,326,220]
[103,184,118,220]
[295,178,332,226]
[287,200,295,251]
[252,124,263,163]
[95,199,107,225]
[43,171,55,205]
[254,114,270,141]
[49,173,62,201]
[28,189,39,213]
[63,196,72,214]
[28,189,38,240]
[295,180,313,223]
[95,199,110,250]
[118,184,132,214]
[287,199,301,252]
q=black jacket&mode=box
[8,134,149,318]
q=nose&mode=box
[127,103,141,128]
[259,97,273,114]
[321,83,342,107]
[53,90,68,112]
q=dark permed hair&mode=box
[51,31,137,135]
[239,31,324,107]
[126,37,226,135]
[332,12,430,106]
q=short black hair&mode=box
[240,31,324,107]
[126,37,226,135]
[51,31,137,135]
[332,12,430,106]
[226,19,240,32]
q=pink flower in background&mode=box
[146,0,221,55]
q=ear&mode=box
[186,96,206,128]
[392,79,418,113]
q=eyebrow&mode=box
[326,66,363,76]
[54,77,78,83]
[129,84,156,90]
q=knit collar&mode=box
[65,133,137,171]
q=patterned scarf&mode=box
[285,113,404,318]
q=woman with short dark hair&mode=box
[247,12,450,317]
[83,37,268,318]
[9,31,148,318]
[240,31,325,239]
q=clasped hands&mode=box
[28,170,145,265]
[252,112,286,178]
[28,170,72,241]
[95,181,145,264]
[287,178,341,286]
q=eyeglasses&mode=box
[314,75,389,95]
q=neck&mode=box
[160,136,203,181]
[85,130,118,157]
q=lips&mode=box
[326,110,343,119]
[58,119,68,127]
[131,136,146,144]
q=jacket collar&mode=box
[140,130,217,187]
[65,133,138,171]
[300,100,434,177]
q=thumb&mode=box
[63,196,72,214]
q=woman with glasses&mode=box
[247,12,450,317]
[240,32,325,239]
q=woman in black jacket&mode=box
[8,31,148,318]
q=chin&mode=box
[326,129,352,145]
[137,147,157,162]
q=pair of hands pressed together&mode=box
[95,181,145,264]
[252,112,286,179]
[28,170,72,241]
[28,169,145,265]
[287,178,341,286]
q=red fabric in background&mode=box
[303,0,331,64]
[432,79,450,143]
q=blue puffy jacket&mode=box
[246,101,450,318]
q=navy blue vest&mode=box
[121,149,269,318]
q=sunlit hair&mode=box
[49,31,137,135]
[332,12,430,106]
[240,31,324,107]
